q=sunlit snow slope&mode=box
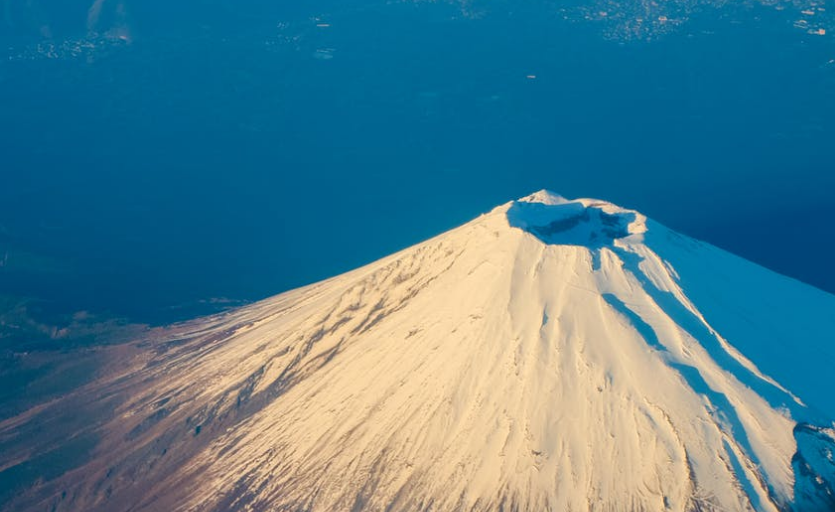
[2,191,834,512]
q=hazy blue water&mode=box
[1,0,834,324]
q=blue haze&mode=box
[0,0,834,324]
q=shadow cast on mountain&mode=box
[609,245,814,423]
[605,245,835,512]
[792,423,835,511]
[506,201,636,251]
[601,293,778,510]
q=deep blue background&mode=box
[1,0,834,324]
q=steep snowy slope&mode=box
[1,191,833,512]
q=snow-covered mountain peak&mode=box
[517,189,570,205]
[2,191,834,512]
[506,192,647,247]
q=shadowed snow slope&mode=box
[2,190,834,512]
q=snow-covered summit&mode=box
[517,189,571,205]
[505,191,648,247]
[2,191,834,512]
